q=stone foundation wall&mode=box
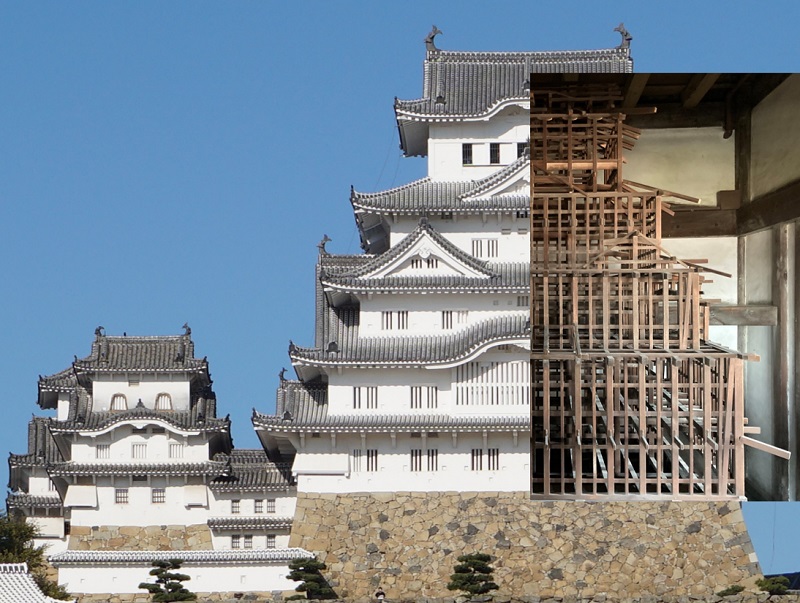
[68,523,212,550]
[289,492,761,600]
[75,592,276,603]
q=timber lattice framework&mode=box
[528,84,754,499]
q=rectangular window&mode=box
[266,499,276,514]
[490,143,500,164]
[426,257,438,269]
[471,238,498,258]
[381,310,409,330]
[462,143,473,165]
[169,443,184,459]
[353,386,378,410]
[410,386,438,409]
[244,535,253,549]
[410,449,423,472]
[471,449,483,471]
[488,448,500,471]
[411,258,423,269]
[352,449,362,472]
[254,499,263,514]
[266,534,276,549]
[231,500,240,514]
[516,210,529,219]
[427,449,439,471]
[517,295,529,307]
[115,488,129,504]
[231,535,241,549]
[442,310,453,330]
[151,488,166,504]
[517,142,528,158]
[366,449,379,472]
[131,443,147,459]
[96,444,110,459]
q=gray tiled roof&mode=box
[274,381,329,423]
[396,47,632,119]
[351,156,530,215]
[253,408,531,434]
[207,516,293,531]
[322,261,529,294]
[8,417,64,491]
[74,333,206,373]
[290,313,530,368]
[49,548,314,566]
[6,493,63,510]
[48,402,228,434]
[0,563,73,603]
[209,450,294,492]
[45,461,226,477]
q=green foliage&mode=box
[756,576,790,596]
[286,557,337,599]
[0,513,71,600]
[446,553,499,596]
[716,585,745,597]
[138,559,197,602]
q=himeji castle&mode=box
[252,30,632,494]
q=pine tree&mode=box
[0,513,71,600]
[139,559,197,602]
[446,553,499,596]
[286,557,337,599]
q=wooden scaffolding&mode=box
[528,85,757,499]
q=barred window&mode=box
[410,449,423,472]
[231,535,240,549]
[381,310,408,330]
[462,143,473,165]
[155,393,172,410]
[96,444,110,459]
[366,449,379,472]
[411,258,423,269]
[516,210,529,219]
[169,443,184,459]
[471,238,498,258]
[517,142,529,158]
[267,534,276,549]
[490,143,500,164]
[427,449,439,471]
[442,309,468,330]
[353,386,378,410]
[352,449,362,472]
[266,499,276,513]
[254,500,263,514]
[131,443,147,459]
[426,257,438,269]
[151,488,166,504]
[115,488,129,504]
[244,535,253,549]
[110,394,127,411]
[410,386,438,409]
[231,500,240,514]
[471,449,483,471]
[488,448,500,471]
[517,295,529,307]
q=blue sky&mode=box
[2,0,800,576]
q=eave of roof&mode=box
[49,548,314,566]
[206,516,293,530]
[46,461,226,477]
[48,407,229,435]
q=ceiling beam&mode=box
[682,74,721,108]
[622,73,649,108]
[626,102,725,129]
[737,177,800,235]
[661,208,737,237]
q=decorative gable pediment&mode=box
[362,229,492,280]
[460,158,529,202]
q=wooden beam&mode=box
[741,436,792,460]
[682,74,721,108]
[622,74,649,108]
[626,102,725,129]
[737,178,800,235]
[662,208,737,238]
[708,304,778,326]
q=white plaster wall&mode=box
[750,74,800,199]
[71,429,208,462]
[326,348,530,416]
[28,517,64,538]
[27,475,57,495]
[210,533,291,550]
[69,482,209,526]
[92,375,191,412]
[358,294,527,337]
[58,561,297,594]
[428,105,529,181]
[390,214,530,260]
[295,431,529,493]
[209,492,296,517]
[624,127,734,207]
[35,536,68,557]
